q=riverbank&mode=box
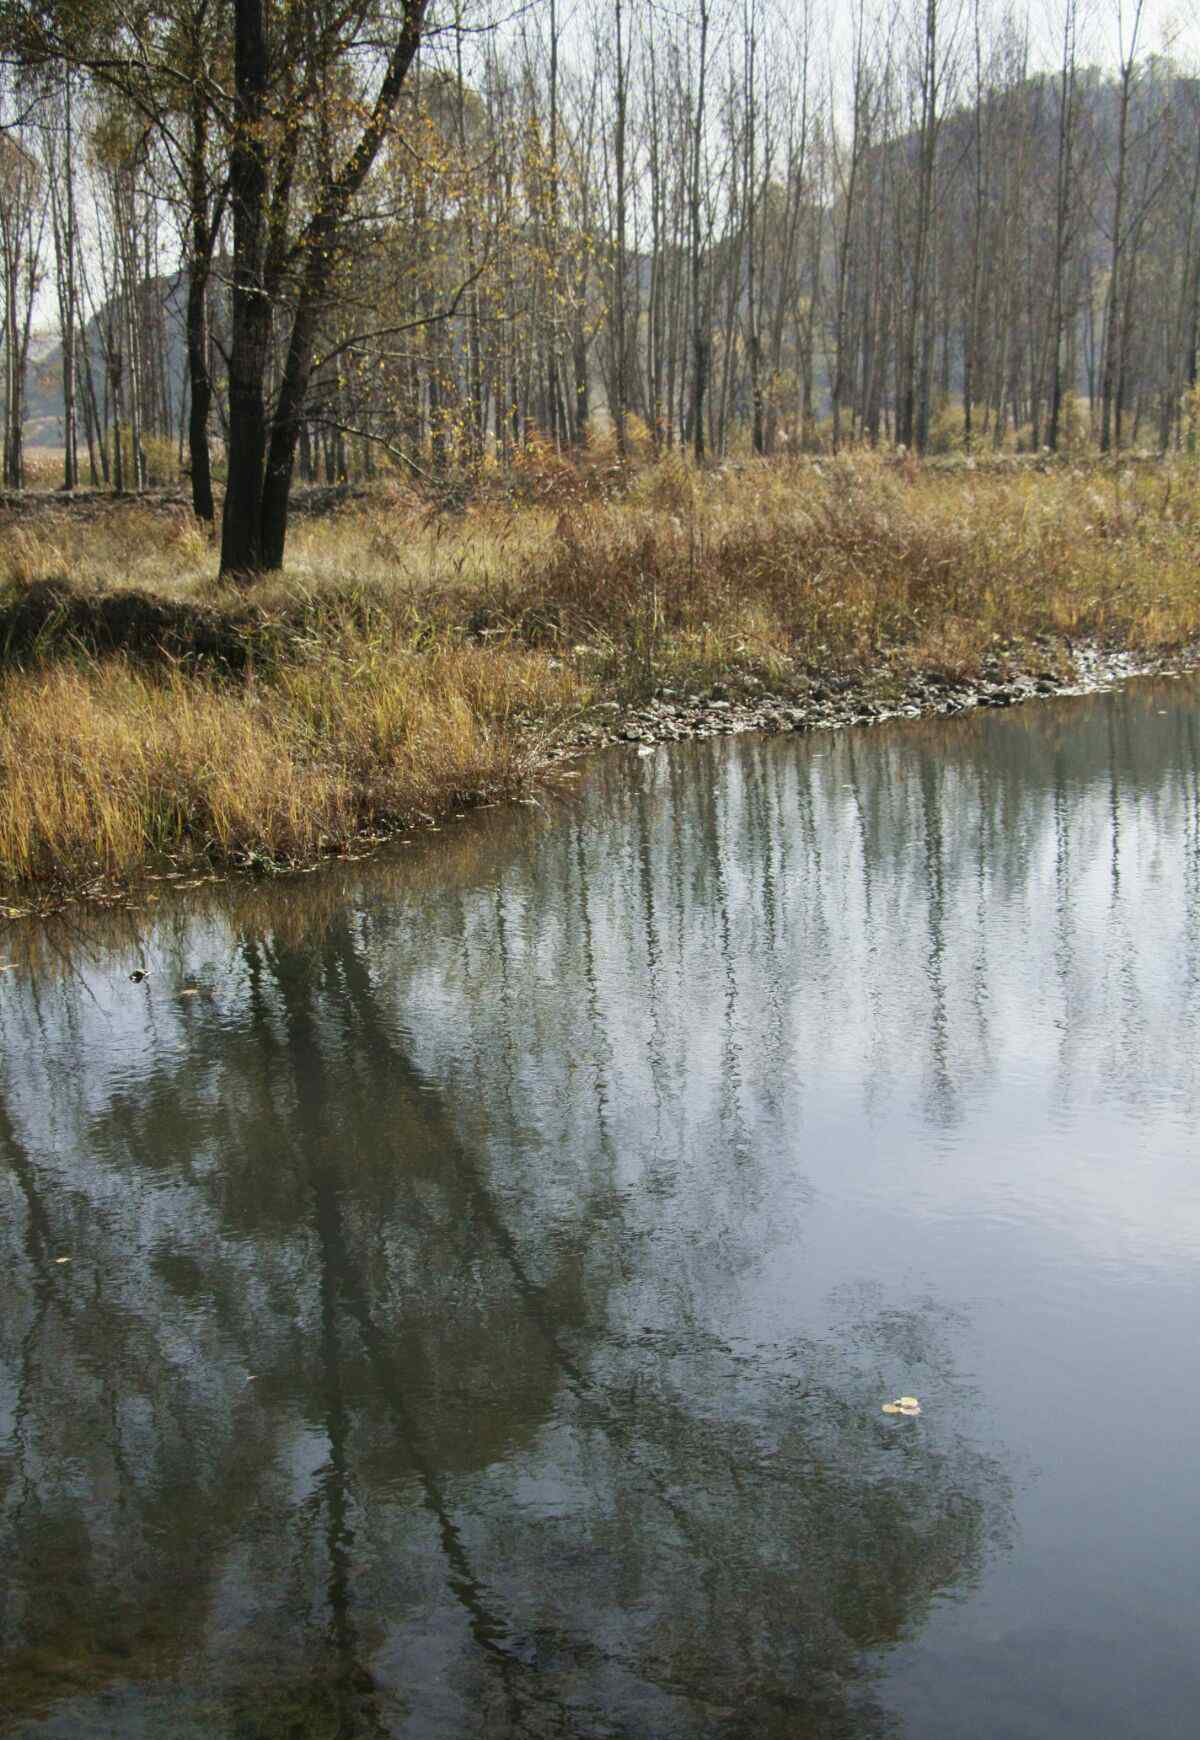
[2,452,1199,908]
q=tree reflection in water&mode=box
[1,923,1007,1736]
[19,679,1197,1734]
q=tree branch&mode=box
[313,255,492,371]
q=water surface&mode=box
[2,677,1198,1738]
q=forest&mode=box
[1,1,1198,562]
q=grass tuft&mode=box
[0,648,580,886]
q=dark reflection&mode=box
[3,676,1198,1738]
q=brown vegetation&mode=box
[1,453,1198,896]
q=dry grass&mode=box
[512,453,1200,686]
[0,646,580,887]
[2,450,1198,893]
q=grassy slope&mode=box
[2,453,1198,895]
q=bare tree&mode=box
[0,79,47,488]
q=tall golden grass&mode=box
[0,648,580,886]
[2,452,1198,892]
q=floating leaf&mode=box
[881,1402,902,1415]
[898,1396,919,1408]
[55,1256,71,1265]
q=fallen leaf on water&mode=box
[881,1402,902,1415]
[55,1256,71,1265]
[178,987,200,998]
[898,1403,922,1416]
[897,1396,919,1408]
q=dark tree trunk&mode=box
[186,80,215,524]
[221,0,428,577]
[692,331,709,461]
[260,294,321,568]
[220,0,270,575]
[572,322,590,443]
[186,266,215,524]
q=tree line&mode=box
[1,0,1196,573]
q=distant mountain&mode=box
[21,274,188,447]
[24,331,70,446]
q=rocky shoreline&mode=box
[551,641,1199,763]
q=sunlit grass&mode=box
[0,648,581,886]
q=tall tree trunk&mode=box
[220,0,271,573]
[257,1,428,570]
[1101,2,1144,454]
[186,73,215,523]
[611,0,629,459]
[899,0,940,452]
[1047,0,1077,451]
[690,0,710,462]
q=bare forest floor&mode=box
[2,450,1198,906]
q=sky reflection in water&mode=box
[1,677,1198,1738]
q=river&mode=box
[2,675,1198,1738]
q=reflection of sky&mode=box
[346,682,1200,1738]
[2,677,1199,1738]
